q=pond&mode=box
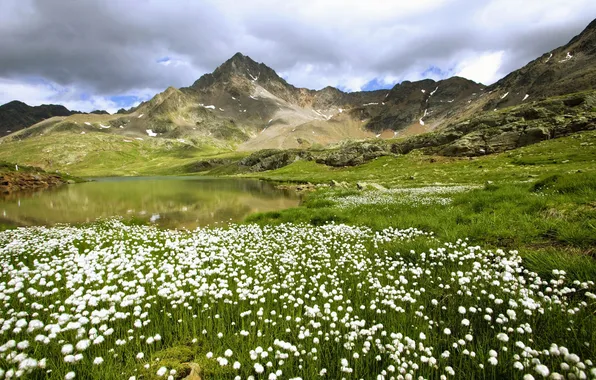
[0,177,299,229]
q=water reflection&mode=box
[0,177,299,229]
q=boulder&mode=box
[186,158,233,172]
[439,132,486,156]
[518,126,551,147]
[356,182,386,191]
[487,130,522,153]
[239,149,313,172]
[368,183,387,191]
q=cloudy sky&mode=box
[0,0,595,113]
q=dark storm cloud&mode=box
[0,0,595,109]
[0,0,230,93]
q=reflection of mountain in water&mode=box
[0,177,299,228]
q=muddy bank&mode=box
[0,170,72,195]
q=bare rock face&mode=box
[363,77,485,133]
[238,149,314,172]
[397,91,596,157]
[316,143,389,167]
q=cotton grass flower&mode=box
[0,220,595,379]
[156,367,167,377]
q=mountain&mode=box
[180,52,391,150]
[348,77,485,136]
[2,53,390,149]
[2,18,596,153]
[483,19,596,110]
[0,101,74,136]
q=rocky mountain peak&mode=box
[184,52,302,106]
[189,52,287,93]
[214,52,263,79]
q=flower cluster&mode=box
[331,186,479,209]
[0,220,594,379]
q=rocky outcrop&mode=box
[315,142,390,167]
[184,158,235,172]
[217,90,596,173]
[356,182,386,191]
[235,142,394,172]
[485,18,596,111]
[0,171,69,195]
[0,161,81,195]
[391,91,596,156]
[238,149,314,172]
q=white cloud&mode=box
[455,51,505,85]
[476,0,592,29]
[0,78,157,113]
[0,78,58,106]
[0,0,595,103]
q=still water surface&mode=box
[0,177,299,229]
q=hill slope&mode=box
[483,18,596,110]
[0,101,74,136]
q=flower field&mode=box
[0,220,594,379]
[329,186,480,209]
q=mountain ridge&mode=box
[1,18,595,151]
[0,101,74,136]
[484,17,596,110]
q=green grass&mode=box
[240,131,596,280]
[1,220,595,379]
[243,132,596,275]
[246,171,596,282]
[0,132,242,177]
[249,131,596,186]
[1,127,596,378]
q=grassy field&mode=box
[250,131,596,186]
[0,130,595,378]
[246,131,596,279]
[1,220,594,379]
[0,132,243,177]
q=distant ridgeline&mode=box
[0,17,594,153]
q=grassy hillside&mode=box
[0,132,244,177]
[250,130,596,186]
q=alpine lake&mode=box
[0,177,300,229]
